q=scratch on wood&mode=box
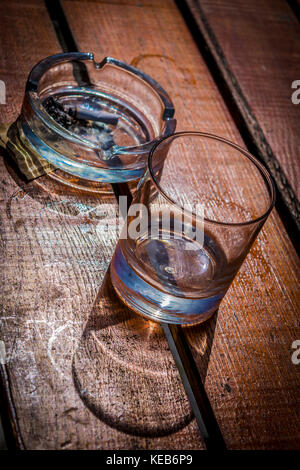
[6,189,26,219]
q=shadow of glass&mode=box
[72,269,197,437]
[183,311,219,383]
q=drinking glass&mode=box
[110,132,275,325]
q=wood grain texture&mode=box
[0,0,203,450]
[60,0,300,449]
[185,0,300,224]
[0,0,58,124]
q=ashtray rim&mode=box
[25,52,176,154]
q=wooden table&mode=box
[0,0,299,450]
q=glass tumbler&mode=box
[110,132,275,325]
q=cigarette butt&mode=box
[74,108,119,125]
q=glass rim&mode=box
[148,131,276,227]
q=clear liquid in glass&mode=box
[110,213,234,325]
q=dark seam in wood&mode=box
[176,0,300,255]
[45,0,78,52]
[112,182,133,208]
[162,324,227,451]
[0,364,25,449]
[287,0,300,23]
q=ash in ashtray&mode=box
[43,96,118,157]
[44,96,78,130]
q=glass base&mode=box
[110,244,224,326]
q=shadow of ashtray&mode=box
[2,120,118,219]
[72,269,195,437]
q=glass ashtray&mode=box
[20,52,176,183]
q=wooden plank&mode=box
[0,1,58,124]
[61,0,300,449]
[0,0,203,450]
[184,0,300,230]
